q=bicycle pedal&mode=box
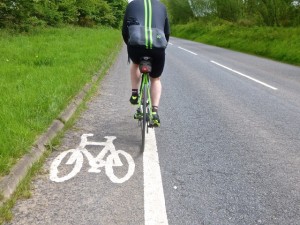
[134,114,143,120]
[134,109,143,120]
[149,120,160,128]
[146,114,151,122]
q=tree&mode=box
[214,0,243,22]
[187,0,300,26]
[0,0,42,30]
[189,0,215,17]
[106,0,127,28]
[165,0,194,23]
[75,0,114,27]
[57,0,78,24]
[33,0,63,26]
[0,0,9,28]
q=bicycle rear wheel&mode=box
[142,85,147,151]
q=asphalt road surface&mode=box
[6,37,300,225]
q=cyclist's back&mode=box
[122,0,170,51]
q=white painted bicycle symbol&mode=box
[50,134,135,183]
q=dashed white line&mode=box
[210,60,278,90]
[178,46,198,55]
[144,128,168,225]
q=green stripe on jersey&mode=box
[144,0,153,49]
[148,0,153,49]
[144,0,148,49]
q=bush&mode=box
[171,21,300,66]
[0,0,127,31]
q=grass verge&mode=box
[171,21,300,66]
[0,26,123,176]
[0,41,120,223]
[0,149,51,224]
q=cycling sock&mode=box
[132,89,138,96]
[152,106,158,113]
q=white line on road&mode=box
[210,60,278,90]
[144,128,168,225]
[178,46,198,55]
[168,42,173,45]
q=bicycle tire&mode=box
[105,150,135,183]
[50,149,83,182]
[142,84,147,151]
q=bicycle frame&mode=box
[135,72,153,151]
[138,73,153,125]
[134,56,154,151]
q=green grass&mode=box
[0,146,52,224]
[0,26,122,176]
[0,54,111,223]
[0,70,104,224]
[171,21,300,66]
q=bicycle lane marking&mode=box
[49,134,135,184]
[49,130,168,224]
[144,128,169,225]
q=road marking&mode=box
[210,60,278,90]
[144,128,168,225]
[178,46,198,55]
[168,42,173,45]
[50,134,135,183]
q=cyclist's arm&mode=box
[164,11,170,42]
[122,9,129,45]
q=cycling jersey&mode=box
[122,0,170,49]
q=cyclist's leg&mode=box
[150,49,165,109]
[150,77,161,108]
[128,46,141,105]
[149,77,161,127]
[149,49,165,127]
[129,63,140,105]
[130,63,140,90]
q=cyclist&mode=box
[122,0,170,127]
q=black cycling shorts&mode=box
[127,46,165,78]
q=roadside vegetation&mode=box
[0,0,126,31]
[172,21,300,65]
[0,26,122,176]
[0,81,100,224]
[162,0,300,65]
[0,0,126,176]
[0,1,125,223]
[0,148,52,224]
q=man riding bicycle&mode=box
[122,0,170,127]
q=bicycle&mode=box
[133,57,155,151]
[50,134,135,183]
